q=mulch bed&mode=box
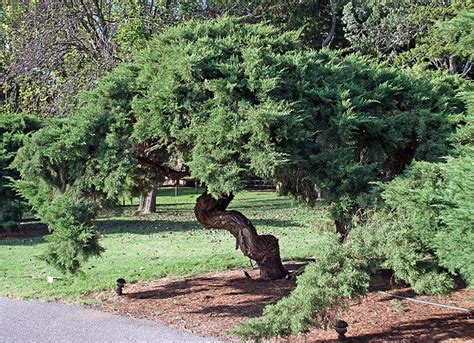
[89,262,473,342]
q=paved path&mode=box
[0,298,220,342]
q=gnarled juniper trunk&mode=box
[194,193,287,280]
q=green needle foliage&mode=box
[0,113,42,230]
[6,15,473,342]
[13,17,466,274]
[373,89,474,289]
[235,87,473,339]
[342,1,473,76]
[351,17,474,293]
[235,10,473,339]
[12,80,137,273]
[232,232,370,341]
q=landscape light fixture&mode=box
[116,278,126,296]
[335,320,348,342]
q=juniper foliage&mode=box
[0,113,41,230]
[12,18,466,277]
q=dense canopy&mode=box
[1,3,473,340]
[13,17,467,274]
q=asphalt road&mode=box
[0,298,220,343]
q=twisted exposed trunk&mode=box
[194,193,287,280]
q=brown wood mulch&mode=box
[89,261,474,342]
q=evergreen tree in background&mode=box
[0,113,42,230]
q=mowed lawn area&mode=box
[0,189,329,302]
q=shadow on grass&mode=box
[96,217,302,235]
[119,200,294,213]
[118,203,196,212]
[0,222,49,246]
[230,198,294,211]
[154,202,196,208]
[3,216,302,245]
[96,219,200,234]
[253,219,303,228]
[0,236,46,246]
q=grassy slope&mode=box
[0,189,329,302]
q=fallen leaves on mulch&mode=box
[89,262,474,342]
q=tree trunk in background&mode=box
[138,181,157,214]
[322,5,337,47]
[194,193,288,280]
[335,220,349,242]
[138,194,146,212]
[449,55,457,75]
[142,181,157,214]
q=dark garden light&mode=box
[335,320,348,342]
[116,278,126,296]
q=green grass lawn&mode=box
[0,188,330,303]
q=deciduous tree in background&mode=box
[1,0,184,117]
[1,0,351,117]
